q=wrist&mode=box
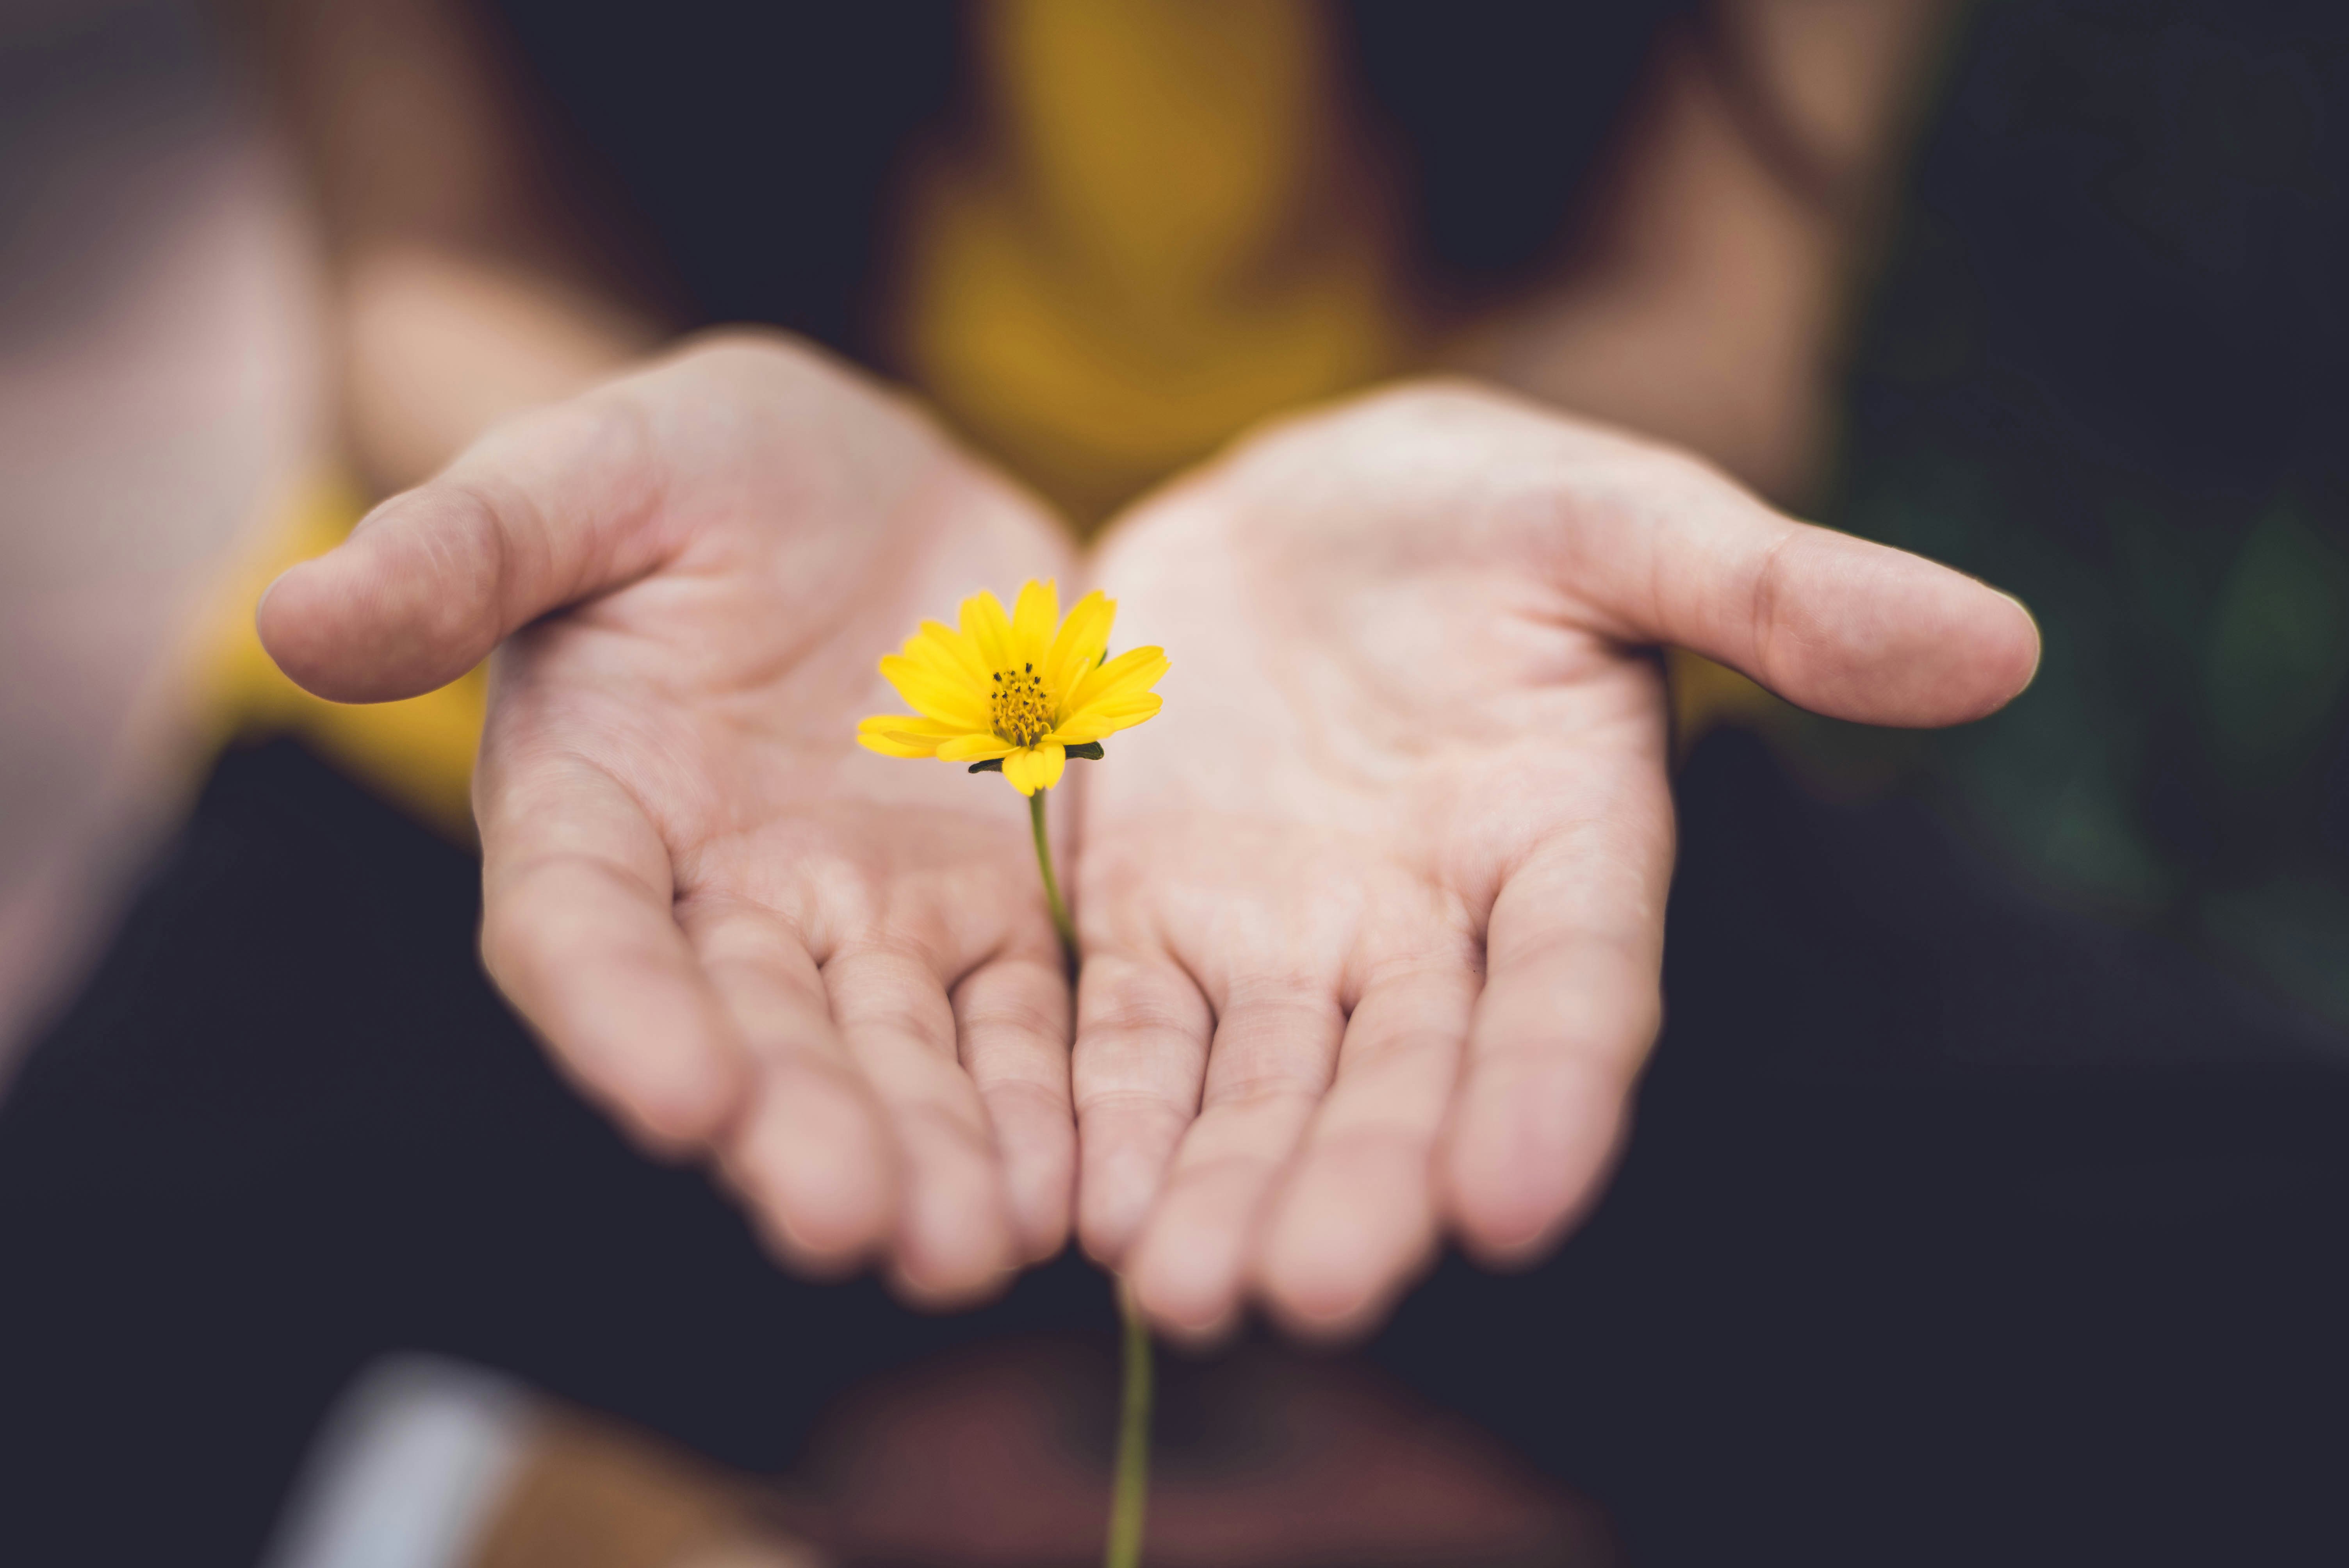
[337,245,660,495]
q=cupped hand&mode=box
[1069,381,2040,1341]
[259,334,1079,1305]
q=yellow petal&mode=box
[907,619,987,686]
[1081,693,1164,731]
[1025,741,1066,791]
[1000,746,1041,795]
[961,590,1016,672]
[1044,591,1116,704]
[1068,646,1169,713]
[879,654,989,727]
[1043,716,1111,747]
[857,722,939,757]
[1047,696,1160,748]
[857,713,970,757]
[1048,690,1165,746]
[858,713,964,739]
[895,642,962,686]
[1011,579,1059,667]
[937,731,1018,762]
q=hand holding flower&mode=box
[858,580,1167,798]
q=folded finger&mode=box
[1124,982,1346,1341]
[1438,797,1671,1267]
[1256,957,1478,1340]
[952,946,1077,1263]
[476,754,749,1153]
[1070,950,1215,1267]
[684,903,900,1277]
[825,942,1019,1307]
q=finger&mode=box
[476,754,749,1153]
[1438,798,1672,1267]
[1124,982,1347,1342]
[1070,951,1215,1267]
[1551,439,2041,726]
[684,905,901,1277]
[952,948,1076,1263]
[1255,958,1479,1341]
[257,388,674,703]
[824,943,1021,1307]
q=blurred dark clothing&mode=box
[482,1,1687,353]
[476,0,1691,525]
[2,736,2342,1567]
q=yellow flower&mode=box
[857,579,1168,795]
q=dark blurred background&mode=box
[1822,1,2349,1035]
[4,3,2346,1566]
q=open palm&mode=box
[260,336,1078,1304]
[1071,383,2040,1339]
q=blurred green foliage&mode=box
[1802,0,2349,1028]
[2203,505,2349,782]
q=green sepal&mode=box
[971,741,1102,773]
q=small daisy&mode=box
[857,579,1167,796]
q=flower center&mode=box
[990,662,1055,747]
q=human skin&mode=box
[1069,382,2037,1341]
[262,335,1081,1306]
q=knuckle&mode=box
[1081,977,1205,1041]
[665,326,856,406]
[961,986,1068,1046]
[1071,1084,1190,1132]
[1746,527,1802,679]
[1377,374,1501,422]
[1199,1067,1325,1113]
[475,898,537,992]
[668,324,806,374]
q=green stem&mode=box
[1023,790,1149,1564]
[1029,788,1077,966]
[1106,1280,1153,1568]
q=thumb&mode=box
[1566,451,2041,727]
[257,395,668,704]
